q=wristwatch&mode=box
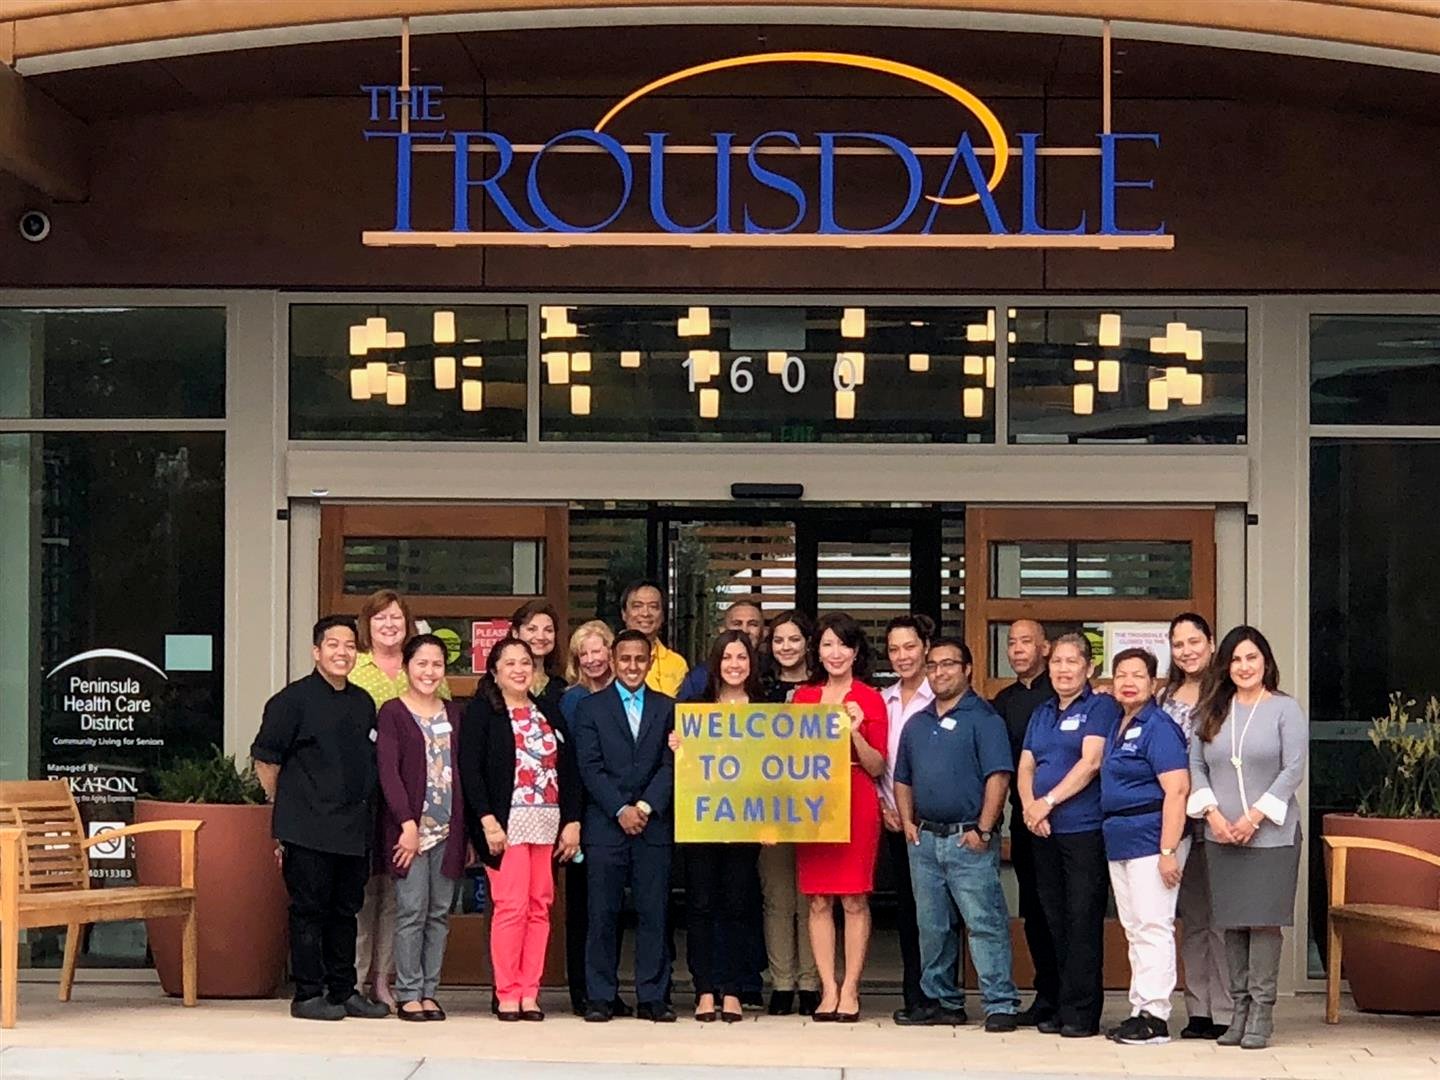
[636,800,653,816]
[964,825,994,843]
[1042,794,1056,807]
[1160,847,1177,857]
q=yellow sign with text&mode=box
[674,703,851,843]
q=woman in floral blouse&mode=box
[460,637,581,1020]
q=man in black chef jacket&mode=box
[251,615,391,1021]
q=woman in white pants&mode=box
[1100,649,1191,1046]
[1157,613,1231,1039]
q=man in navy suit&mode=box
[571,629,677,1022]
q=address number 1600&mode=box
[682,354,862,395]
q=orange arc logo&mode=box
[593,50,1010,208]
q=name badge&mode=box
[939,717,957,731]
[368,728,378,743]
[431,721,453,735]
[1124,726,1142,741]
[1060,717,1082,732]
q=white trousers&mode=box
[1108,838,1190,1021]
[1176,838,1233,1023]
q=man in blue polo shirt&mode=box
[893,637,1019,1031]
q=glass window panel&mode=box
[568,514,649,630]
[669,520,797,664]
[1008,307,1246,444]
[1310,315,1440,425]
[989,541,1191,598]
[1308,440,1440,978]
[816,534,914,675]
[343,538,542,596]
[0,307,225,419]
[0,432,225,968]
[540,305,996,443]
[289,304,526,440]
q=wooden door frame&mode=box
[965,506,1217,699]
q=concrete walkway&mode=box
[0,987,1435,1080]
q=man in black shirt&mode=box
[990,618,1060,1029]
[252,615,389,1022]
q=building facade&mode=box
[3,2,1439,993]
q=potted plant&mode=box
[1322,693,1440,1014]
[133,747,289,998]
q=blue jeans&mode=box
[907,829,1019,1016]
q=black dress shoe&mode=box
[1060,1023,1100,1038]
[497,1008,522,1022]
[637,1002,677,1023]
[984,1012,1018,1033]
[835,1009,861,1024]
[290,996,346,1021]
[1015,1002,1056,1027]
[422,999,446,1021]
[797,990,821,1016]
[721,1009,744,1024]
[584,1000,613,1023]
[768,990,795,1016]
[521,1008,545,1022]
[739,989,765,1011]
[338,993,391,1019]
[811,1008,838,1023]
[694,1009,719,1023]
[1175,1013,1209,1042]
[1037,1017,1063,1035]
[397,1005,428,1022]
[610,998,634,1018]
[895,1003,967,1026]
[490,994,499,1016]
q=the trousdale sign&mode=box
[361,51,1173,250]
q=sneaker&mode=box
[1114,1011,1170,1046]
[337,993,391,1019]
[984,1012,1018,1033]
[290,996,345,1021]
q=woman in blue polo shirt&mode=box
[1018,632,1120,1038]
[1101,648,1191,1046]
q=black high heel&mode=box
[721,1009,743,1023]
[695,1009,719,1023]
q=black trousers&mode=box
[281,843,370,1003]
[882,827,926,1009]
[1009,805,1060,1015]
[564,859,590,1010]
[586,839,672,1006]
[685,843,758,998]
[1031,828,1108,1031]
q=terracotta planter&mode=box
[134,800,289,999]
[1322,813,1440,1015]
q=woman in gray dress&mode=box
[1186,626,1307,1051]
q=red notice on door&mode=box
[471,618,513,674]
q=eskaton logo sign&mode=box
[361,50,1172,250]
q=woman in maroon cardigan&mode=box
[460,637,582,1021]
[375,634,468,1021]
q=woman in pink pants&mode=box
[460,637,582,1020]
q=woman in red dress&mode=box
[793,612,888,1023]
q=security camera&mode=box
[18,210,51,243]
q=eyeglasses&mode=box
[923,659,968,673]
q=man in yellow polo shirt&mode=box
[620,579,688,696]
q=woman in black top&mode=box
[511,600,567,714]
[459,637,582,1020]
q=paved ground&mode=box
[0,986,1435,1080]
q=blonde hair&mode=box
[564,619,615,683]
[355,590,417,652]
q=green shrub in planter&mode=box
[1356,694,1440,820]
[148,746,266,806]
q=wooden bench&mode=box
[0,779,203,1028]
[1323,834,1440,1024]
